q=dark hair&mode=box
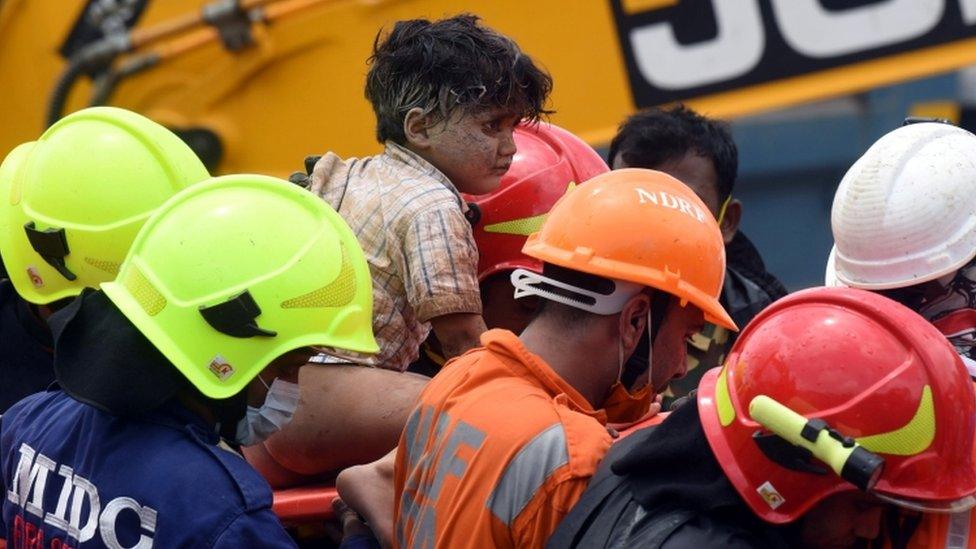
[364,14,553,144]
[608,104,738,201]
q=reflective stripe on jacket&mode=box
[394,329,612,548]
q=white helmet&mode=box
[823,247,843,287]
[829,122,976,290]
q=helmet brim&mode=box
[874,491,976,514]
[523,238,738,331]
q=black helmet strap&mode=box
[199,290,277,338]
[24,221,77,281]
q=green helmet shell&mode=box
[0,141,36,279]
[0,107,210,304]
[101,174,379,399]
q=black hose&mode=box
[88,72,122,108]
[45,34,132,127]
[45,59,89,128]
[88,53,160,107]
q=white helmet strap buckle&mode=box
[511,268,643,315]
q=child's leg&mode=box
[246,364,427,487]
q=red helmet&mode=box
[698,287,976,524]
[464,122,608,281]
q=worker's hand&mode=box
[309,153,341,195]
[287,155,322,190]
[429,313,487,360]
[336,451,397,547]
[333,498,374,539]
[667,389,697,412]
[606,394,663,437]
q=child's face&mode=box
[423,107,520,195]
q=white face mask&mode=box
[234,376,300,446]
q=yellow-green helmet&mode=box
[0,142,36,277]
[101,174,378,399]
[0,107,209,305]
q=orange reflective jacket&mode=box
[393,329,612,548]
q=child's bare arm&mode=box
[429,312,488,359]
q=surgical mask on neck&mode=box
[234,376,300,446]
[603,310,653,423]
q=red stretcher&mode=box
[269,411,672,526]
[272,484,339,525]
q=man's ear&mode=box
[720,199,742,245]
[618,293,650,351]
[403,108,432,149]
[610,152,627,170]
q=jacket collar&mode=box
[480,329,608,424]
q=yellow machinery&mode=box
[5,0,976,176]
[0,0,637,176]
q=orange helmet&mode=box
[465,122,608,280]
[520,168,735,329]
[699,287,976,524]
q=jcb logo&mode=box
[613,0,976,108]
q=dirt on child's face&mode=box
[423,107,520,195]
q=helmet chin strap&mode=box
[617,334,624,384]
[646,308,653,391]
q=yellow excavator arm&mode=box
[4,0,976,175]
[0,0,634,175]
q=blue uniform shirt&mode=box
[0,390,296,548]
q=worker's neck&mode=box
[519,316,614,410]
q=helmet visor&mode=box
[874,492,976,514]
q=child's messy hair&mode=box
[365,14,553,144]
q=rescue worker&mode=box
[826,120,976,547]
[608,104,787,397]
[0,174,377,547]
[0,106,209,413]
[393,169,737,547]
[334,121,610,543]
[248,14,553,484]
[549,286,976,548]
[828,121,976,373]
